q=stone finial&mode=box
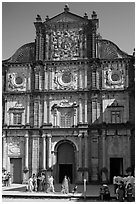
[97,33,102,39]
[64,4,69,12]
[84,13,88,19]
[36,14,42,22]
[92,11,97,19]
[45,15,49,21]
[133,48,135,57]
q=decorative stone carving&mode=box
[54,69,77,90]
[8,72,26,91]
[104,65,125,89]
[9,102,24,113]
[51,100,78,109]
[8,137,21,155]
[50,29,82,60]
[8,143,20,155]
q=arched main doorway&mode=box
[56,140,76,184]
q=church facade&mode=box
[2,5,135,184]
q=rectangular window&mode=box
[60,114,65,128]
[13,113,22,125]
[60,113,72,128]
[111,111,121,123]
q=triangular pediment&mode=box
[45,11,87,24]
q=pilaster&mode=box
[24,131,29,170]
[2,131,7,169]
[42,133,47,170]
[47,134,52,169]
[26,95,30,125]
[79,96,83,123]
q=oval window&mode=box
[62,72,71,83]
[111,73,120,81]
[15,76,23,85]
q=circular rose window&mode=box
[111,73,120,81]
[62,72,72,83]
[15,76,23,85]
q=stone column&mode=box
[78,134,82,168]
[10,113,13,126]
[48,99,52,124]
[28,65,31,91]
[26,95,30,124]
[79,98,83,123]
[91,25,96,58]
[127,130,131,167]
[52,68,54,90]
[97,102,100,120]
[2,131,7,169]
[39,33,44,61]
[42,134,47,170]
[24,132,29,169]
[39,70,42,91]
[45,34,49,60]
[74,108,77,127]
[39,99,42,127]
[54,110,57,127]
[84,94,88,123]
[47,134,52,169]
[4,99,7,125]
[43,96,48,124]
[39,34,42,60]
[102,131,106,167]
[84,65,87,89]
[35,71,39,90]
[92,101,96,123]
[49,69,52,90]
[34,101,38,127]
[44,67,48,90]
[79,69,83,89]
[57,111,60,127]
[36,35,39,61]
[84,133,88,168]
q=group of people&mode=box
[61,175,71,194]
[27,173,75,194]
[27,173,55,193]
[113,175,135,201]
[2,171,12,187]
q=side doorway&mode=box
[110,158,123,183]
[10,158,22,183]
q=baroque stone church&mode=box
[2,5,135,184]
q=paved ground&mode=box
[2,183,116,199]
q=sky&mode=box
[2,1,135,60]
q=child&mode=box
[126,183,133,202]
[72,185,77,194]
[116,183,125,202]
[28,176,33,192]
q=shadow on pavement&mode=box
[4,186,26,192]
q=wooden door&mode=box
[10,158,22,183]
